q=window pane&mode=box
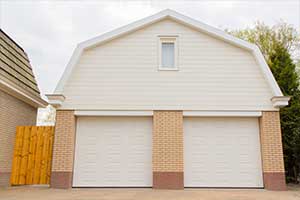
[162,43,175,68]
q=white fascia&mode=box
[74,110,153,116]
[183,111,262,117]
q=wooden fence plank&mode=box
[15,126,24,184]
[46,127,54,184]
[10,126,18,185]
[30,127,38,184]
[31,127,38,183]
[26,126,37,184]
[40,127,50,184]
[19,126,31,184]
[45,127,52,184]
[10,126,23,185]
[32,127,44,184]
[25,126,33,184]
[49,127,54,183]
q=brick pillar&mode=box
[260,111,286,190]
[50,110,75,189]
[153,111,183,189]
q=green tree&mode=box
[269,43,300,183]
[296,60,300,81]
[228,22,300,183]
[227,21,299,60]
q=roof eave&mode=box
[0,78,48,108]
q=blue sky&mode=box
[1,0,299,97]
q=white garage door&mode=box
[184,117,263,188]
[73,117,152,187]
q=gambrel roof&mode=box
[0,29,47,107]
[52,9,289,107]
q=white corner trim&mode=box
[53,9,284,98]
[183,111,262,117]
[46,94,65,108]
[74,110,154,116]
[0,79,48,108]
[55,47,83,93]
[253,47,283,96]
[271,96,290,108]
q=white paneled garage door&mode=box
[73,117,152,187]
[184,117,263,188]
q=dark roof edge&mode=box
[0,28,26,54]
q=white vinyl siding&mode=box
[61,19,275,111]
[184,117,263,187]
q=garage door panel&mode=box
[73,117,152,187]
[184,117,263,188]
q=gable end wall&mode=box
[61,19,275,111]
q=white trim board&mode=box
[75,110,261,117]
[74,110,154,116]
[54,9,283,98]
[183,111,262,117]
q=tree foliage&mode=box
[271,44,300,183]
[37,105,56,126]
[227,21,299,60]
[228,21,300,183]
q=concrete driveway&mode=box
[0,185,300,200]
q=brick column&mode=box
[259,111,286,190]
[153,111,183,189]
[50,110,75,189]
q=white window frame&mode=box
[158,36,178,70]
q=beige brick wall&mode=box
[153,111,183,172]
[0,90,37,185]
[260,111,285,173]
[51,110,75,172]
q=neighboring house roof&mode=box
[0,29,47,107]
[50,9,289,108]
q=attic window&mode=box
[158,37,178,70]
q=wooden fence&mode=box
[10,126,55,185]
